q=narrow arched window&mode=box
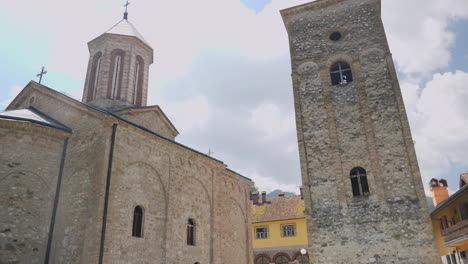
[330,61,353,85]
[108,49,125,99]
[132,206,143,237]
[86,52,102,102]
[187,219,195,246]
[133,56,144,106]
[350,167,370,196]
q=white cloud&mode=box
[2,0,468,194]
[250,172,299,193]
[159,96,211,132]
[1,85,23,109]
[406,71,468,192]
[249,103,295,139]
[383,0,468,76]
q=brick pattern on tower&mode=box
[281,0,439,263]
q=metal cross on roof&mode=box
[36,66,47,84]
[123,0,130,20]
[207,148,214,156]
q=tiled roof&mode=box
[460,173,468,188]
[0,107,71,132]
[251,195,305,223]
[105,19,150,46]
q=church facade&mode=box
[281,0,439,263]
[0,15,253,264]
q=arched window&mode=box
[86,52,102,102]
[350,167,370,196]
[330,61,353,85]
[275,255,289,264]
[108,49,125,99]
[256,256,270,264]
[132,206,143,237]
[133,56,144,106]
[187,219,195,246]
[295,254,309,264]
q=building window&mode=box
[330,61,353,85]
[295,254,309,264]
[256,256,270,264]
[255,226,268,239]
[459,201,468,220]
[281,224,296,237]
[133,56,144,106]
[187,219,195,246]
[275,255,289,264]
[86,52,102,102]
[132,206,143,238]
[111,55,122,98]
[108,49,125,99]
[441,215,449,230]
[350,167,370,197]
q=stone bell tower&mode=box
[82,12,153,111]
[281,0,439,263]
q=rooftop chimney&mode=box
[261,191,267,204]
[278,192,285,197]
[252,191,259,204]
[430,178,449,207]
[300,187,304,200]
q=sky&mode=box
[1,0,467,195]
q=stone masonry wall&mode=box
[282,0,439,263]
[7,84,112,263]
[0,120,67,264]
[103,122,253,264]
[6,83,253,264]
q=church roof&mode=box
[114,105,179,136]
[251,195,305,223]
[104,19,150,46]
[0,107,72,133]
[5,81,251,181]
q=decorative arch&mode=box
[272,252,291,263]
[107,49,125,99]
[133,56,145,106]
[292,251,310,264]
[0,171,52,262]
[86,51,102,102]
[125,161,168,201]
[254,253,272,264]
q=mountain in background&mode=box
[267,189,296,198]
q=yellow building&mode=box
[430,174,468,264]
[251,190,310,264]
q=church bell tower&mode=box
[82,11,153,111]
[281,0,439,263]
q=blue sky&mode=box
[1,0,468,195]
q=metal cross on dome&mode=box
[123,0,130,20]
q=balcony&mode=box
[442,218,468,246]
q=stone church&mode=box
[281,0,439,263]
[0,12,253,264]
